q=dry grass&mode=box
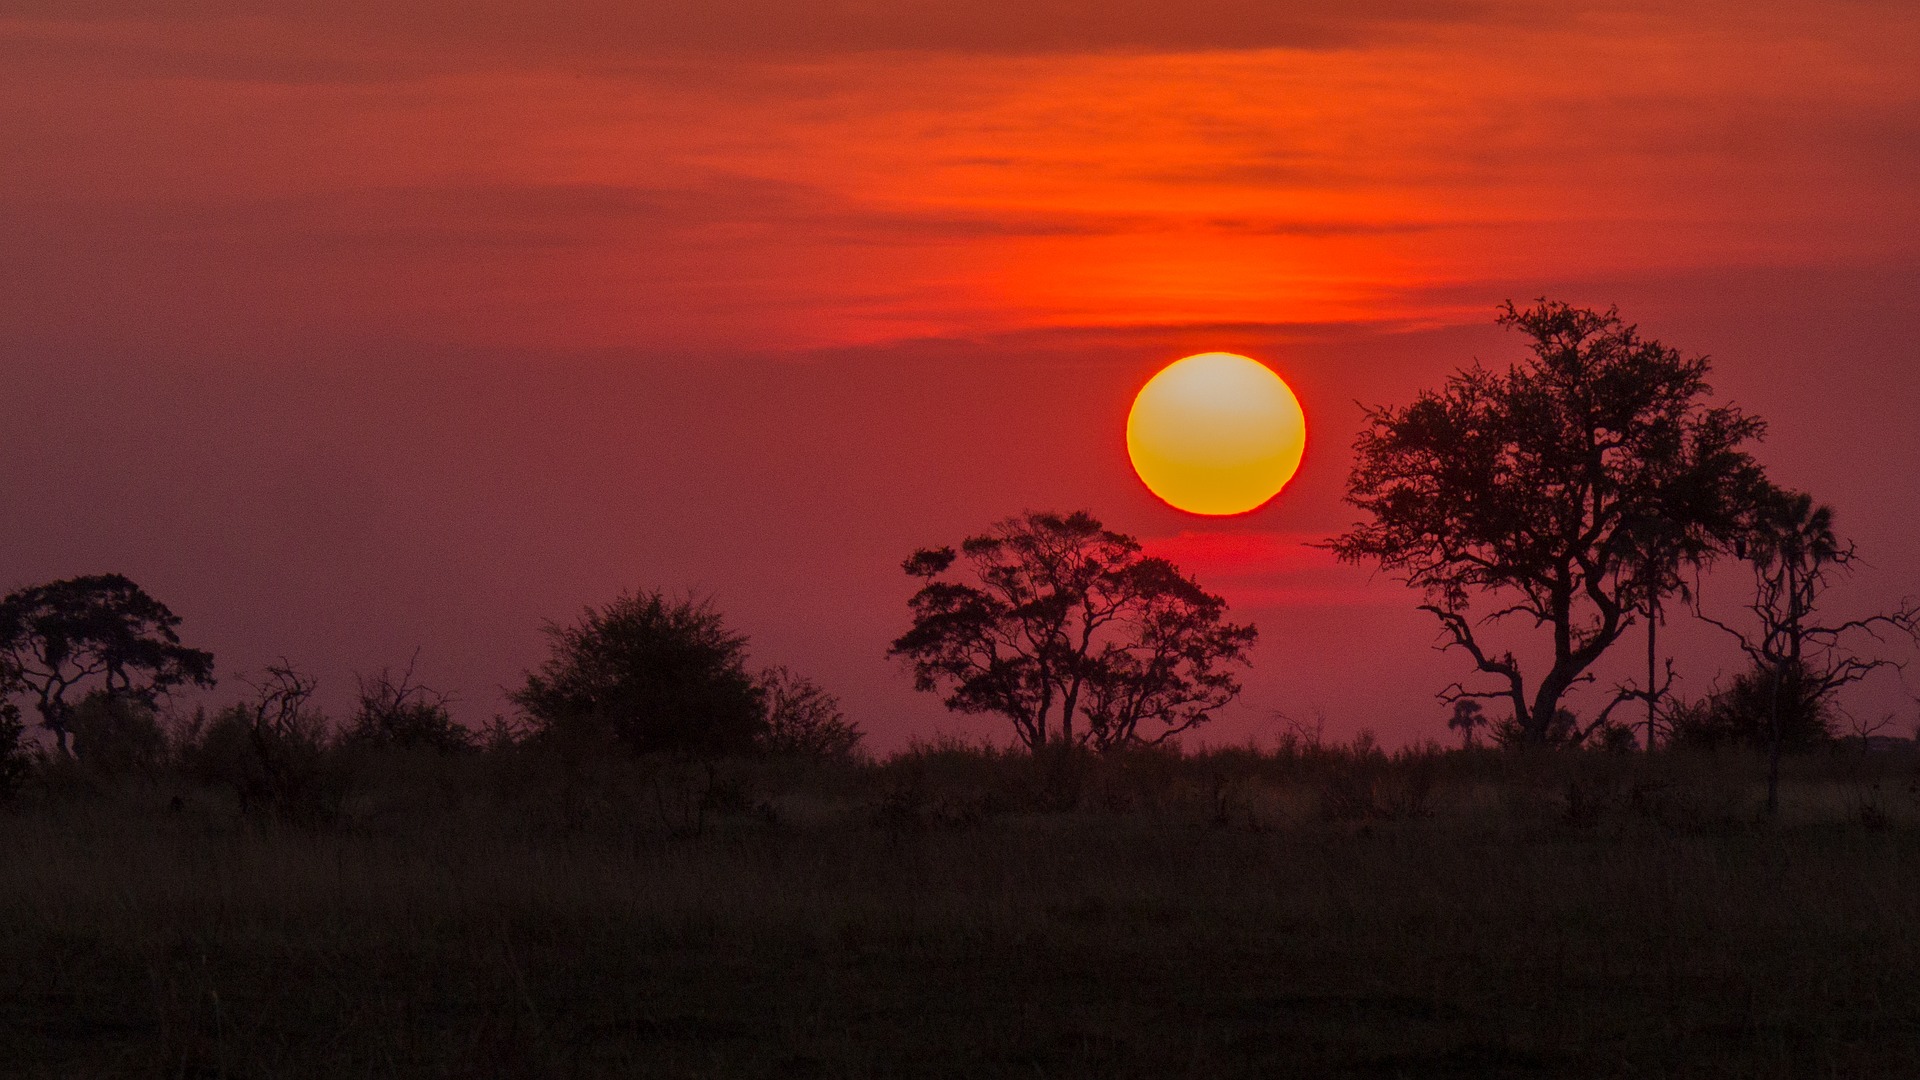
[4,745,1920,1077]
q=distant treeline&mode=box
[3,301,1916,819]
[0,582,863,808]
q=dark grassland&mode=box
[5,744,1920,1078]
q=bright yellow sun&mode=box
[1126,352,1306,516]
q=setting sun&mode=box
[1126,352,1306,516]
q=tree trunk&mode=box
[1522,583,1581,745]
[1765,560,1799,817]
[1646,603,1658,753]
[1527,672,1571,746]
[1505,684,1536,746]
[38,703,71,757]
[1765,661,1783,816]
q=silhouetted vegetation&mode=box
[1333,301,1768,746]
[1667,662,1835,751]
[4,302,1918,1076]
[1446,698,1486,748]
[1330,301,1919,766]
[512,590,768,756]
[6,731,1920,1077]
[758,664,865,761]
[67,691,167,776]
[1697,489,1918,805]
[0,556,1913,1076]
[892,510,1256,751]
[174,663,342,826]
[0,698,29,801]
[0,573,215,757]
[342,652,472,753]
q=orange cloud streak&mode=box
[3,3,1915,353]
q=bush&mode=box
[342,661,471,753]
[0,701,31,801]
[512,591,766,756]
[178,666,341,825]
[68,691,166,775]
[757,666,863,761]
[1669,663,1832,751]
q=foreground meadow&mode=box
[4,745,1920,1078]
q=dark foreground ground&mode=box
[4,747,1919,1078]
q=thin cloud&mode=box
[4,1,1501,80]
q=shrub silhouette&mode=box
[0,700,29,801]
[342,657,471,753]
[1668,663,1833,751]
[757,665,863,761]
[179,664,339,824]
[512,591,765,756]
[67,691,166,777]
[1698,490,1917,808]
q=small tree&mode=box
[0,574,216,757]
[1697,490,1918,811]
[1446,700,1485,749]
[889,510,1256,752]
[512,591,765,756]
[1331,301,1767,745]
[757,666,864,761]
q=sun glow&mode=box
[1126,352,1306,516]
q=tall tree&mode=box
[0,574,215,756]
[1697,489,1919,811]
[1332,301,1767,745]
[890,510,1256,752]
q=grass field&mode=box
[5,744,1920,1078]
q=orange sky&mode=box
[4,1,1918,746]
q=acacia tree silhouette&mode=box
[0,574,215,757]
[1332,301,1768,746]
[890,510,1256,752]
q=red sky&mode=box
[4,0,1918,747]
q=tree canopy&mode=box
[1332,301,1768,745]
[0,574,215,757]
[890,510,1256,752]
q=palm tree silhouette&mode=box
[1447,700,1486,749]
